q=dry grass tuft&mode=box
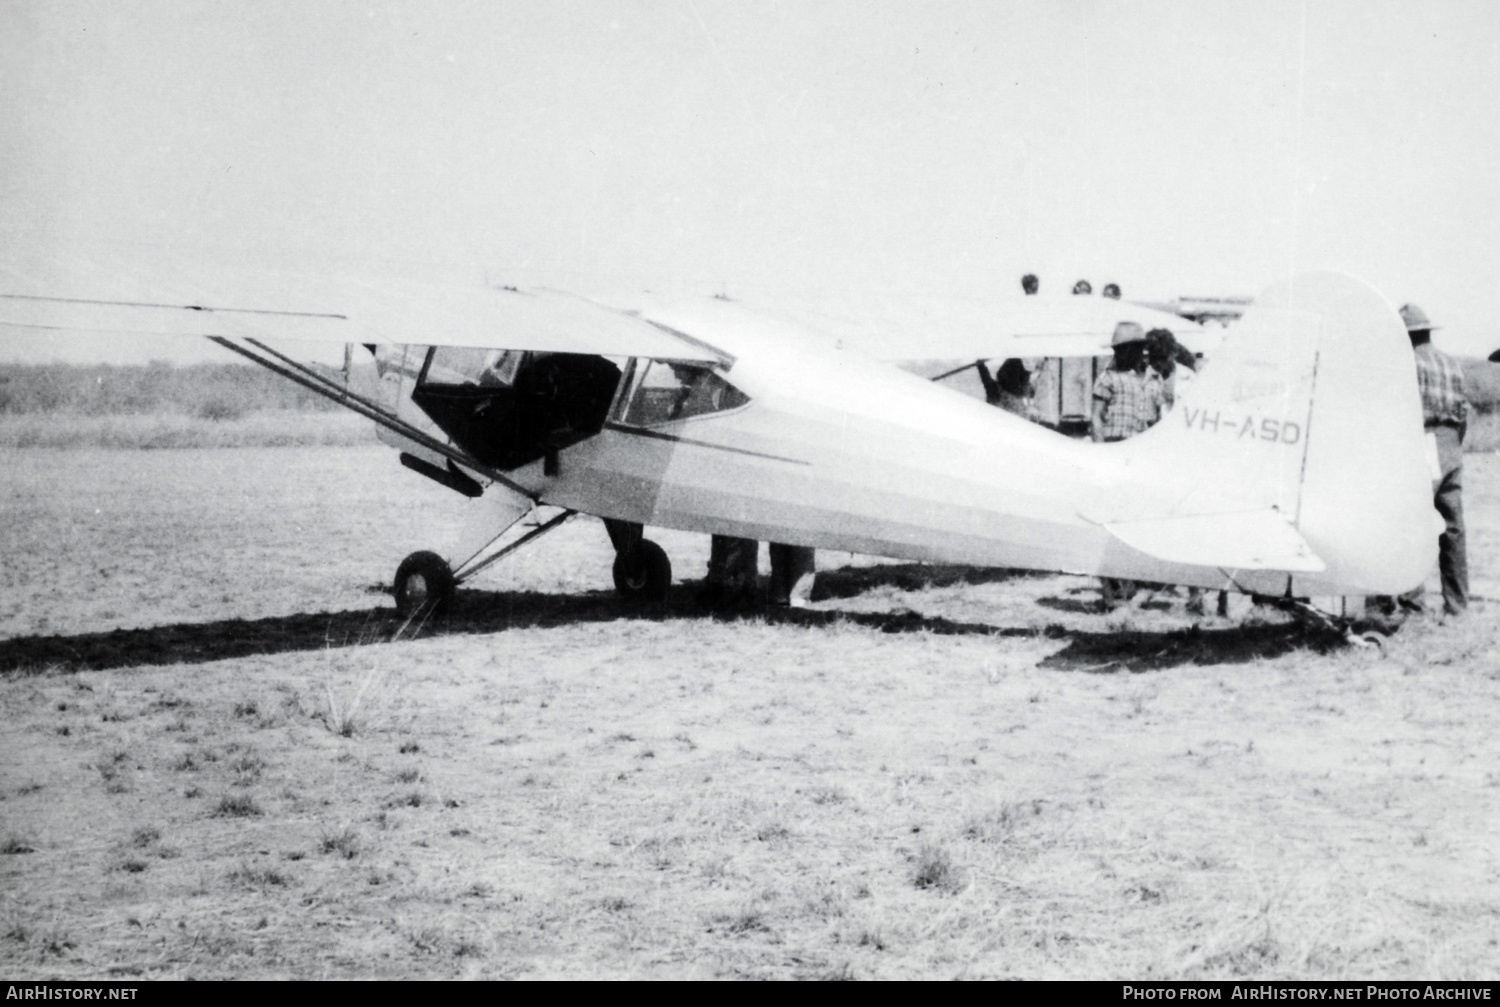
[212,794,263,818]
[96,761,130,794]
[227,864,293,888]
[911,842,964,894]
[229,753,264,787]
[319,828,362,859]
[962,799,1044,843]
[322,664,387,738]
[802,785,848,805]
[408,926,446,954]
[452,938,485,958]
[754,822,791,844]
[1,837,37,855]
[712,908,770,935]
[5,921,75,959]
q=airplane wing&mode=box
[0,259,724,362]
[756,292,1221,362]
[1097,508,1326,573]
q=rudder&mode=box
[1124,272,1434,596]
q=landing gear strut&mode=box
[394,550,455,619]
[605,519,672,602]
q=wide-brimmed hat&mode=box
[1111,321,1146,346]
[1399,303,1440,332]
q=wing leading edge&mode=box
[0,271,724,363]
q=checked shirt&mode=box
[1093,367,1163,441]
[1413,342,1468,428]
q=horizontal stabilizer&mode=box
[1100,509,1326,573]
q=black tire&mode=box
[612,539,671,602]
[394,550,455,619]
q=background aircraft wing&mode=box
[765,292,1220,361]
[0,258,723,362]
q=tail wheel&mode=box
[612,539,671,602]
[394,550,455,619]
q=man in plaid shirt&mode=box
[1091,322,1163,442]
[1091,322,1164,609]
[1400,303,1468,616]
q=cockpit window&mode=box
[618,360,750,426]
[421,347,525,389]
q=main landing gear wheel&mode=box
[612,539,671,602]
[394,550,455,619]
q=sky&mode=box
[3,0,1499,364]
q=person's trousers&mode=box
[1432,427,1468,613]
[1393,426,1468,615]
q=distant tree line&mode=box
[3,355,1497,420]
[0,361,345,420]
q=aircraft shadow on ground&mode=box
[1038,622,1342,673]
[0,581,1342,676]
[809,563,1045,600]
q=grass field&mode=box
[0,446,1497,980]
[0,411,375,450]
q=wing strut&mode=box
[452,508,576,585]
[206,336,540,503]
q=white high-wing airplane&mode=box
[0,266,1437,633]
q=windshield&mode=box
[618,360,750,426]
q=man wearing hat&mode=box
[1092,321,1165,609]
[1398,303,1469,617]
[1091,321,1163,443]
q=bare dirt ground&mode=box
[1,445,1498,979]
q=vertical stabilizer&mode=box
[1120,272,1434,596]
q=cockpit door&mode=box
[410,348,623,471]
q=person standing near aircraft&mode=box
[975,358,1035,418]
[768,544,816,608]
[1092,321,1164,610]
[706,537,815,608]
[1142,327,1218,616]
[1394,303,1469,617]
[704,535,760,607]
[1102,283,1121,299]
[1145,328,1196,414]
[1091,322,1162,442]
[1072,279,1092,295]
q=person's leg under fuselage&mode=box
[1434,426,1468,615]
